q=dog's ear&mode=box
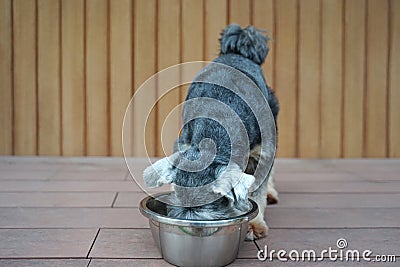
[211,163,255,210]
[143,152,179,188]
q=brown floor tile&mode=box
[0,158,65,171]
[51,170,127,181]
[0,208,148,228]
[0,156,128,171]
[328,159,400,173]
[354,172,400,181]
[268,193,400,208]
[89,259,173,267]
[0,180,165,193]
[0,157,399,266]
[0,229,97,258]
[276,180,400,193]
[275,172,362,182]
[266,207,400,228]
[274,159,337,173]
[89,229,161,259]
[0,170,56,180]
[3,206,397,229]
[0,259,90,267]
[125,158,156,182]
[117,191,400,209]
[275,159,400,175]
[113,192,148,208]
[0,192,116,207]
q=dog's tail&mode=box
[219,24,270,65]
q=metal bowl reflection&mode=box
[139,192,258,267]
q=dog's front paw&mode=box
[246,219,268,241]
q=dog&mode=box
[143,24,279,240]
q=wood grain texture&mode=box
[229,0,250,26]
[109,0,131,156]
[388,0,400,157]
[365,0,389,158]
[274,0,298,157]
[37,0,61,155]
[61,0,85,156]
[0,0,12,155]
[204,0,227,61]
[298,0,321,158]
[0,260,89,267]
[320,0,343,158]
[252,0,274,88]
[1,0,399,158]
[156,0,181,156]
[0,229,97,258]
[13,0,37,155]
[85,0,108,156]
[181,0,204,101]
[343,0,366,158]
[133,0,157,157]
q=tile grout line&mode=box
[86,228,100,259]
[111,192,119,208]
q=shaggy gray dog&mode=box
[144,24,279,240]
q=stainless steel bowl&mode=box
[139,192,258,267]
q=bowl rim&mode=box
[139,191,259,227]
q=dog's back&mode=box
[144,24,279,220]
[179,24,278,164]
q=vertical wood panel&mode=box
[229,0,250,26]
[204,0,227,61]
[181,0,204,75]
[37,0,61,155]
[364,0,389,157]
[388,0,400,157]
[13,0,37,155]
[320,0,343,158]
[110,0,131,156]
[181,0,204,104]
[274,0,298,157]
[298,0,321,158]
[133,0,156,157]
[252,0,274,88]
[3,0,400,158]
[0,0,13,155]
[86,0,109,156]
[156,0,181,156]
[61,0,85,156]
[343,0,366,158]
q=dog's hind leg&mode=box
[267,167,279,205]
[245,146,279,205]
[246,168,278,240]
[245,145,278,240]
[247,178,268,240]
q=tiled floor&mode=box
[0,157,399,266]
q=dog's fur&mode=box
[143,24,279,240]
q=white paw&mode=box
[245,219,268,241]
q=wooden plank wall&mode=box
[0,0,399,158]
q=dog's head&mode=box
[143,151,255,218]
[219,24,270,65]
